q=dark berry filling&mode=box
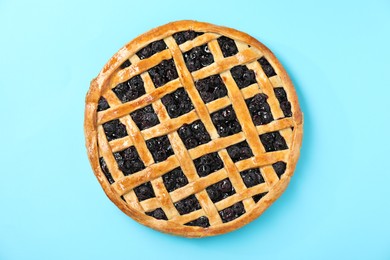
[226,141,253,162]
[178,120,211,149]
[173,30,203,45]
[219,202,245,223]
[102,119,128,141]
[211,105,242,137]
[113,146,145,175]
[146,208,167,220]
[174,195,201,215]
[120,59,131,69]
[134,182,155,201]
[148,59,178,87]
[240,168,264,188]
[217,36,238,57]
[97,97,110,112]
[258,57,276,77]
[274,87,292,117]
[260,131,288,152]
[112,75,145,103]
[253,192,268,203]
[194,152,224,177]
[272,161,287,178]
[162,167,188,192]
[206,178,235,203]
[130,105,159,130]
[195,74,228,103]
[246,93,274,125]
[184,216,210,228]
[146,135,174,163]
[136,40,167,60]
[99,158,114,184]
[183,44,214,72]
[161,88,194,118]
[231,65,256,89]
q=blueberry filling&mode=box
[260,131,288,152]
[120,59,131,69]
[102,119,128,141]
[97,97,110,111]
[258,57,276,77]
[183,44,214,72]
[194,152,224,177]
[113,146,145,175]
[253,192,268,203]
[274,87,292,117]
[211,105,242,137]
[231,65,256,89]
[173,30,204,45]
[240,168,264,188]
[136,40,167,60]
[146,135,174,163]
[219,202,245,223]
[162,167,188,192]
[148,59,178,87]
[174,195,201,215]
[272,161,287,178]
[112,75,145,103]
[130,105,159,130]
[178,120,211,149]
[146,208,167,220]
[134,182,155,201]
[226,141,253,162]
[184,216,210,228]
[161,88,194,118]
[195,74,228,103]
[99,158,114,184]
[246,93,274,125]
[217,36,238,57]
[206,178,235,203]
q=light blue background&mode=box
[1,0,389,259]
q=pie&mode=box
[84,20,303,237]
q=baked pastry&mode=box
[84,20,303,237]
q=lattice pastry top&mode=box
[84,20,303,237]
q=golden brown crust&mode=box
[84,20,303,237]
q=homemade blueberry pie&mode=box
[85,20,303,237]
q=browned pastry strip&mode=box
[109,49,172,89]
[220,71,265,155]
[247,61,284,119]
[112,156,179,196]
[214,183,268,211]
[261,165,279,188]
[179,33,219,52]
[169,169,227,202]
[164,36,222,224]
[192,48,262,81]
[165,36,219,139]
[235,150,289,172]
[97,126,124,181]
[255,117,294,135]
[218,150,256,210]
[170,209,205,224]
[188,132,246,159]
[109,136,133,153]
[205,96,231,113]
[141,110,198,140]
[240,83,260,99]
[97,79,181,124]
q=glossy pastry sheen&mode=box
[84,20,303,237]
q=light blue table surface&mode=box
[1,1,389,259]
